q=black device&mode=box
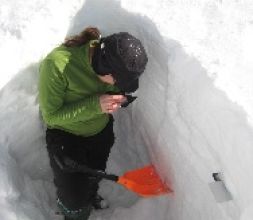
[106,91,137,107]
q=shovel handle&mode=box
[54,155,119,182]
[77,164,119,182]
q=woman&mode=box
[39,27,148,220]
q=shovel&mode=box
[54,156,172,197]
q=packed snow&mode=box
[1,0,253,219]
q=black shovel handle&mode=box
[54,155,119,182]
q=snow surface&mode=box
[1,0,253,219]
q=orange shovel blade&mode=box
[117,165,173,197]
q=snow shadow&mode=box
[0,64,55,220]
[0,64,50,179]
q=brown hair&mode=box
[63,27,100,47]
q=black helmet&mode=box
[92,32,148,93]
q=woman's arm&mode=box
[39,59,103,127]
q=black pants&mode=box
[46,117,115,213]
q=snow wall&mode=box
[1,0,253,220]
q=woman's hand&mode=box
[99,94,126,114]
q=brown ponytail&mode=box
[63,27,100,47]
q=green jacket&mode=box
[39,42,118,137]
